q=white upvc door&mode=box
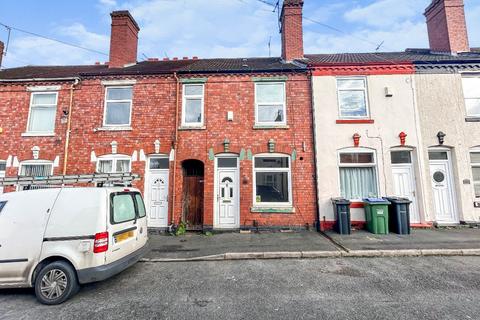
[429,151,458,224]
[392,165,420,223]
[147,170,169,228]
[215,156,240,229]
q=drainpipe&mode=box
[171,72,180,225]
[63,77,80,175]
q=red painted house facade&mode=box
[0,1,317,231]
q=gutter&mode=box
[0,77,81,83]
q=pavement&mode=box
[2,257,480,319]
[144,228,480,261]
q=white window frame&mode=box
[461,75,480,118]
[252,154,292,207]
[18,160,54,176]
[470,148,480,198]
[254,82,287,126]
[17,160,54,191]
[96,154,132,173]
[336,77,370,119]
[181,83,205,127]
[26,92,58,134]
[337,147,379,202]
[103,86,133,127]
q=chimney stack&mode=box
[424,0,470,54]
[109,11,140,68]
[280,0,304,61]
[0,41,4,69]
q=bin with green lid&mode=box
[363,198,391,234]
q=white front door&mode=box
[392,165,420,223]
[215,157,239,229]
[391,151,420,223]
[146,157,170,228]
[429,151,458,224]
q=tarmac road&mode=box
[1,257,480,320]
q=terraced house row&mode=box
[1,0,480,231]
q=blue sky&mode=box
[1,0,479,68]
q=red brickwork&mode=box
[280,0,304,61]
[0,71,317,230]
[109,11,140,68]
[424,0,470,53]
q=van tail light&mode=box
[94,232,109,253]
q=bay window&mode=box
[337,77,369,119]
[255,82,286,125]
[27,92,58,133]
[104,87,133,126]
[338,149,378,200]
[253,155,291,206]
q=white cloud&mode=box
[304,20,428,54]
[344,0,428,28]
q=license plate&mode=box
[114,231,134,243]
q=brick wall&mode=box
[109,11,140,68]
[1,72,317,230]
[280,0,304,61]
[424,0,469,53]
[0,82,71,191]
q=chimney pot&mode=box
[173,57,179,61]
[109,10,140,68]
[192,56,199,60]
[148,58,159,61]
[163,58,170,61]
[183,57,188,60]
[424,0,470,54]
[280,0,304,61]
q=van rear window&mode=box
[135,194,146,218]
[111,194,136,224]
[0,201,6,214]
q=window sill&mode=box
[95,126,133,132]
[336,119,374,124]
[21,132,55,137]
[178,126,206,131]
[465,117,480,122]
[250,207,295,214]
[253,125,290,130]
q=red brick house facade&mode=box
[0,1,317,230]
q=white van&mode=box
[0,187,148,304]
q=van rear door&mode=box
[0,190,60,286]
[105,191,141,264]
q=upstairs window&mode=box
[255,82,286,125]
[182,84,204,127]
[462,77,480,118]
[470,151,480,198]
[27,92,58,133]
[338,150,378,201]
[337,78,369,119]
[97,156,131,173]
[104,87,133,126]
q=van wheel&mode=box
[34,261,80,305]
